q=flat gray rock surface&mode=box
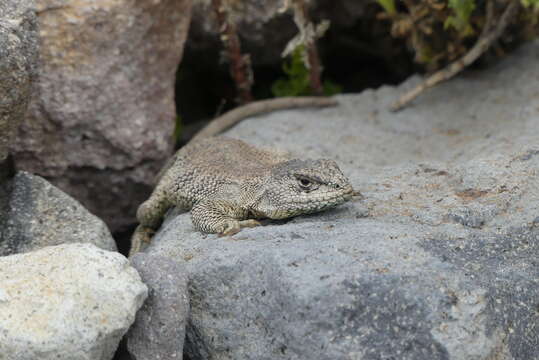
[147,41,539,359]
[0,171,116,256]
[0,0,38,162]
[0,243,147,360]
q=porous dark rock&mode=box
[127,253,190,360]
[145,40,539,359]
[0,171,116,256]
[11,0,193,232]
[0,0,38,162]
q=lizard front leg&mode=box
[129,184,173,257]
[191,199,261,236]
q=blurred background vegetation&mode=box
[174,0,538,144]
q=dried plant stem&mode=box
[306,38,323,95]
[390,0,518,112]
[212,0,253,104]
[292,0,324,95]
[192,97,337,141]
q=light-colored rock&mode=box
[0,0,38,162]
[0,243,147,360]
[127,254,190,360]
[146,41,539,359]
[11,0,193,231]
[0,171,116,256]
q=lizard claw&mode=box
[239,219,262,228]
[129,226,155,258]
[219,222,241,237]
[218,219,261,237]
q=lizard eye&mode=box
[298,177,312,189]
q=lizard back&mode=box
[172,137,290,181]
[159,137,292,207]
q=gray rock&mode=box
[127,254,190,360]
[0,171,116,256]
[11,0,193,232]
[0,0,38,162]
[0,243,148,360]
[146,40,539,359]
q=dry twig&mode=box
[282,0,328,95]
[390,0,519,112]
[292,0,324,95]
[192,96,337,141]
[212,0,254,104]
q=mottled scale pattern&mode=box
[130,137,355,256]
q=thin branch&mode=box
[192,96,337,141]
[291,0,324,95]
[299,0,323,95]
[390,0,518,112]
[212,0,253,104]
[481,0,496,38]
[306,35,324,95]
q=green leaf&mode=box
[323,80,342,96]
[416,44,435,64]
[445,0,476,35]
[272,45,313,97]
[377,0,397,15]
[272,45,342,97]
[521,0,539,8]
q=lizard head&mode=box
[256,158,355,219]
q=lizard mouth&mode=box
[303,186,354,211]
[271,185,355,219]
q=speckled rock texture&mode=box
[145,41,539,359]
[127,254,190,360]
[0,243,147,360]
[0,171,116,256]
[189,0,373,65]
[0,0,38,162]
[10,0,192,232]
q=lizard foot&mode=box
[239,219,262,228]
[218,219,261,237]
[219,221,241,237]
[129,226,155,258]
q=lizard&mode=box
[129,96,355,256]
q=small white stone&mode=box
[0,288,10,302]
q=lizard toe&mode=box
[219,221,241,237]
[239,219,262,228]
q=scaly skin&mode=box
[129,137,354,256]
